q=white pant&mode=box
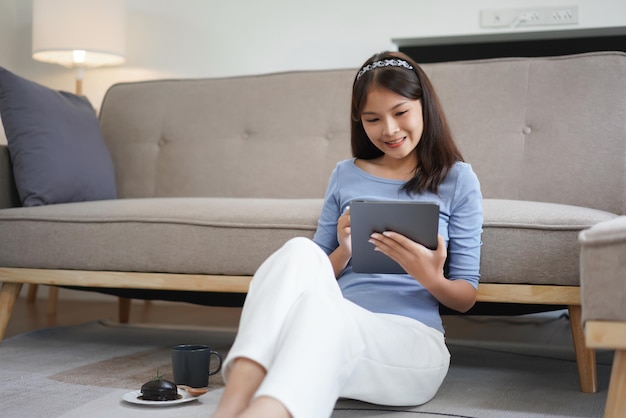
[223,237,450,418]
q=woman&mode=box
[212,51,483,418]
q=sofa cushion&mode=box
[0,67,116,206]
[0,196,615,287]
[480,199,616,286]
[0,197,322,276]
[579,216,626,323]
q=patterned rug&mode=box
[0,320,613,417]
[50,344,225,391]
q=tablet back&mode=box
[350,200,439,274]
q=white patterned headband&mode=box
[356,58,414,80]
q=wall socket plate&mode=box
[480,6,579,28]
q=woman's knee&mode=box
[281,237,321,255]
[274,237,334,276]
[249,237,334,294]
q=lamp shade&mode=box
[32,0,126,68]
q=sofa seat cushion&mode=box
[0,197,322,276]
[579,216,626,323]
[481,199,616,286]
[0,197,616,286]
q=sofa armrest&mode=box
[579,216,626,324]
[0,144,20,209]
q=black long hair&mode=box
[351,51,463,194]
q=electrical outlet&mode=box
[480,6,579,28]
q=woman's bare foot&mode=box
[240,396,291,418]
[211,357,266,418]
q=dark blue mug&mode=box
[172,344,223,388]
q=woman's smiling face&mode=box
[360,86,424,162]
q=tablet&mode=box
[349,200,439,274]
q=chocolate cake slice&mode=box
[140,377,179,401]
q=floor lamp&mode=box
[31,0,126,95]
[28,0,126,314]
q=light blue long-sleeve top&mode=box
[313,158,483,333]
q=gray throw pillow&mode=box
[0,67,116,206]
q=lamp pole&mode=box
[75,66,84,96]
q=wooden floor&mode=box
[5,285,575,347]
[4,286,243,339]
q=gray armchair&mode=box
[580,217,626,417]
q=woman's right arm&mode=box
[328,208,352,277]
[312,163,353,278]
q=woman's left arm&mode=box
[369,232,477,312]
[369,164,483,313]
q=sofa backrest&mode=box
[100,51,626,214]
[99,70,354,200]
[424,51,626,215]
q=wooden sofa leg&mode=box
[47,286,59,316]
[26,284,59,316]
[568,304,598,393]
[26,284,38,303]
[118,297,131,323]
[0,282,23,343]
[605,349,626,418]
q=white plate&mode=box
[122,389,198,406]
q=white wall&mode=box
[0,0,18,145]
[1,0,626,121]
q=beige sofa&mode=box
[1,52,625,394]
